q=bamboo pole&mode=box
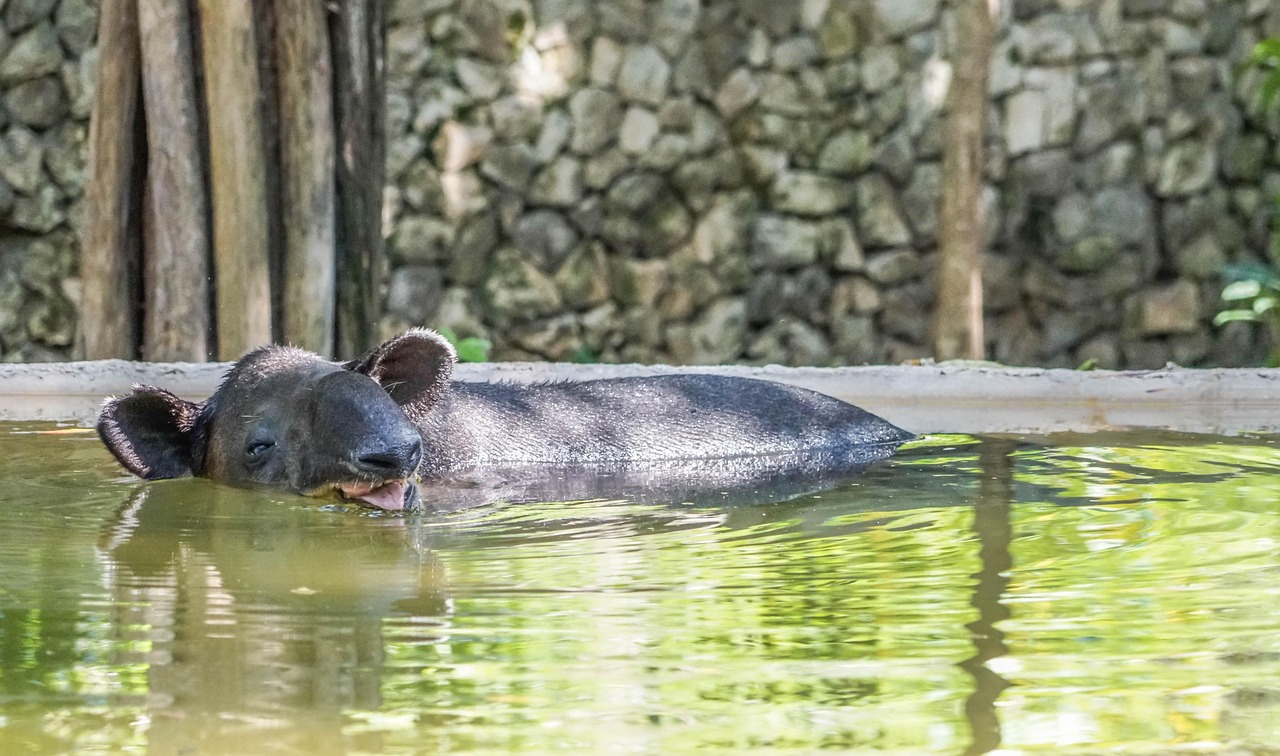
[80,0,144,360]
[275,0,336,355]
[197,0,273,359]
[331,0,387,359]
[138,0,210,361]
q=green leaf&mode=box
[435,326,459,346]
[1222,279,1263,301]
[1214,309,1261,326]
[454,337,492,363]
[1254,296,1279,314]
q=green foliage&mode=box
[435,326,492,363]
[1245,36,1280,116]
[1215,39,1280,363]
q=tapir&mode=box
[98,329,913,511]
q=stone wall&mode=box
[4,0,1280,367]
[380,0,1280,367]
[0,0,94,362]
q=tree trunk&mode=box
[932,0,995,361]
[331,0,387,359]
[275,0,336,355]
[197,0,273,359]
[80,0,144,360]
[138,0,210,361]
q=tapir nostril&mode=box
[356,451,403,472]
[354,436,422,477]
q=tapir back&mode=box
[414,374,912,473]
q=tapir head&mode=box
[97,329,455,511]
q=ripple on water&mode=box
[2,426,1280,753]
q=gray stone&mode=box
[855,175,911,247]
[3,75,61,128]
[714,67,760,119]
[490,96,544,140]
[42,121,83,194]
[872,0,939,39]
[10,184,62,232]
[431,121,492,172]
[4,0,56,34]
[1059,236,1120,273]
[386,132,424,179]
[820,218,865,272]
[639,133,693,171]
[752,215,820,269]
[483,247,563,325]
[871,128,914,185]
[616,45,671,105]
[610,258,669,308]
[479,143,539,191]
[773,36,819,71]
[61,52,95,120]
[606,172,665,212]
[1140,281,1200,335]
[0,22,60,85]
[618,107,660,154]
[692,192,753,263]
[862,45,900,93]
[818,8,859,59]
[1013,14,1103,64]
[1224,134,1268,182]
[392,216,454,263]
[1173,234,1226,280]
[769,172,853,216]
[1156,139,1218,197]
[830,277,881,317]
[1005,69,1077,154]
[54,0,95,56]
[740,0,796,36]
[529,155,584,208]
[569,88,623,153]
[832,315,879,364]
[865,249,921,285]
[555,243,610,309]
[515,210,579,271]
[669,297,747,364]
[817,129,873,175]
[448,212,499,285]
[653,0,700,56]
[455,58,504,99]
[901,163,941,242]
[757,72,812,117]
[0,125,42,194]
[387,266,444,325]
[584,149,629,190]
[590,36,625,86]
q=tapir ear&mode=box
[348,328,456,416]
[97,386,201,479]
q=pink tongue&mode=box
[340,480,407,511]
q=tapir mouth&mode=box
[334,478,419,511]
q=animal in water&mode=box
[98,329,913,511]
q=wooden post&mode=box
[932,0,995,361]
[138,0,210,362]
[81,0,144,360]
[275,0,336,355]
[197,0,273,359]
[331,0,387,359]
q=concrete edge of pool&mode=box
[1,359,1278,435]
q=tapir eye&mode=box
[245,439,275,461]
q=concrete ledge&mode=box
[3,359,1279,435]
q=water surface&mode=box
[1,424,1278,754]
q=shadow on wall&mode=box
[379,0,1280,369]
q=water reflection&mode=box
[961,440,1015,755]
[97,483,451,753]
[4,428,1280,753]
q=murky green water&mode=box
[1,423,1279,754]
